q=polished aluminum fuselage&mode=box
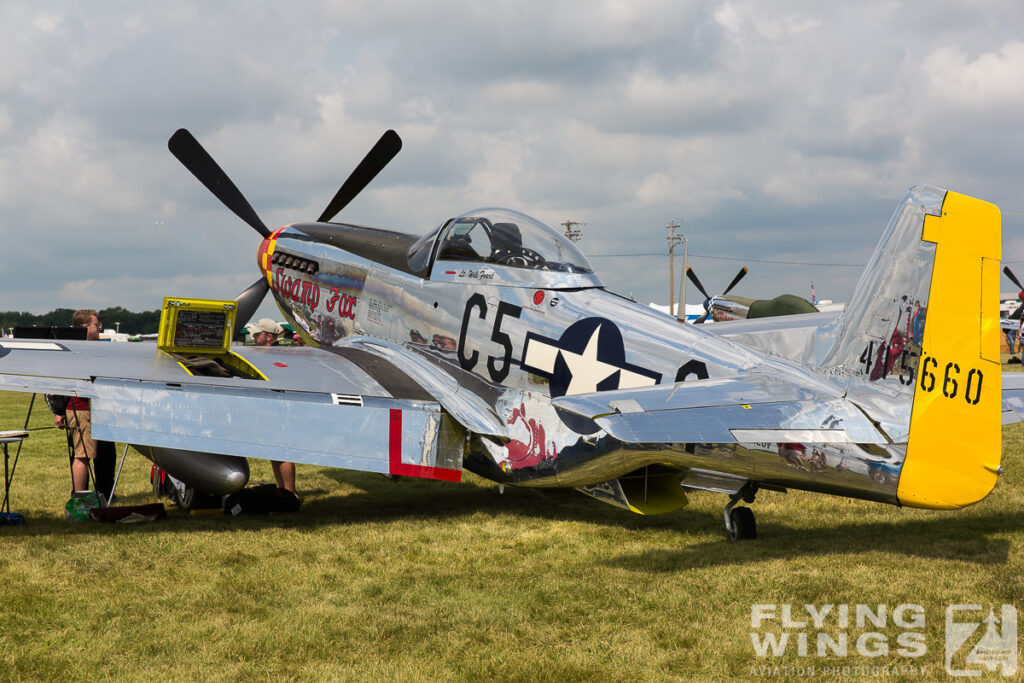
[264,217,908,506]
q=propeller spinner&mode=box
[168,128,403,328]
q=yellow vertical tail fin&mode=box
[897,191,1002,508]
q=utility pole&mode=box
[561,220,584,242]
[667,220,681,316]
[676,234,688,322]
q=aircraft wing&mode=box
[331,336,507,437]
[551,368,889,445]
[1001,372,1024,425]
[0,339,466,481]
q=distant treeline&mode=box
[0,307,162,335]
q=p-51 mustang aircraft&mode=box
[0,129,1015,540]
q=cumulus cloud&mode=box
[2,0,1024,315]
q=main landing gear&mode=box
[724,482,758,541]
[152,465,197,510]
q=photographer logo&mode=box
[945,604,1017,677]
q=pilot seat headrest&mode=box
[490,222,522,251]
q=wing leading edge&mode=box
[0,340,463,482]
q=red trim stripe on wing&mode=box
[388,409,462,482]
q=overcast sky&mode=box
[3,1,1024,319]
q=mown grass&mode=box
[0,385,1021,682]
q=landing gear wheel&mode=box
[728,506,757,541]
[175,486,194,511]
[723,482,759,541]
[172,479,195,511]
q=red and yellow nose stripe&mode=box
[257,228,285,287]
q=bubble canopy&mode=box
[407,208,599,288]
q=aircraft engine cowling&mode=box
[133,445,250,494]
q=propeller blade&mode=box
[1004,266,1024,292]
[722,266,749,296]
[686,266,711,300]
[234,277,270,329]
[694,311,710,324]
[317,129,403,223]
[168,129,271,238]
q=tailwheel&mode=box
[728,506,757,541]
[724,482,759,541]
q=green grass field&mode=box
[0,386,1021,681]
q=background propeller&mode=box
[721,266,749,297]
[168,128,402,328]
[1004,266,1024,320]
[685,266,711,301]
[685,266,748,323]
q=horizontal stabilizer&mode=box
[1001,372,1024,424]
[552,370,887,444]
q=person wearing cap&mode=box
[244,318,296,494]
[246,318,284,347]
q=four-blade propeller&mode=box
[168,129,272,239]
[318,130,402,223]
[168,128,402,327]
[685,266,748,323]
[1004,266,1024,320]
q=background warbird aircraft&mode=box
[0,129,1013,540]
[685,265,819,323]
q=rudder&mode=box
[898,190,1001,508]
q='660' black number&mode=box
[919,355,983,406]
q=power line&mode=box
[587,252,864,267]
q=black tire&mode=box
[173,483,195,511]
[729,506,757,541]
